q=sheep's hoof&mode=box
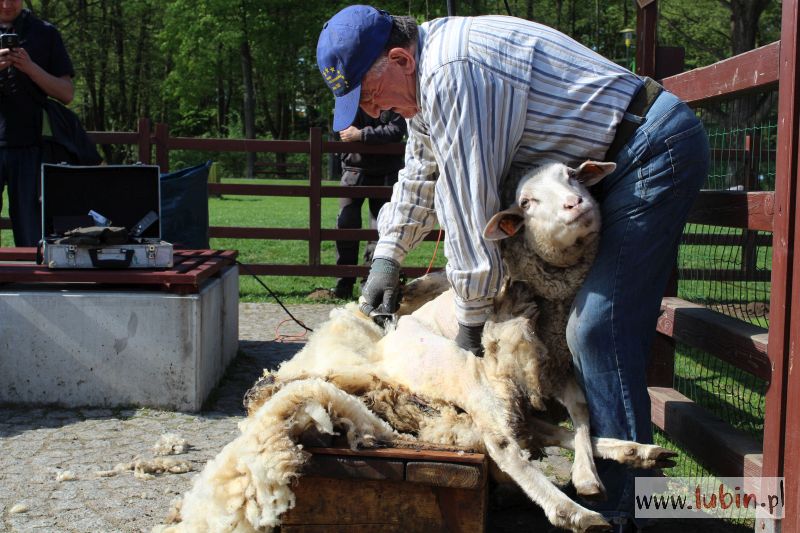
[574,480,607,502]
[578,512,611,532]
[637,445,679,469]
[649,446,679,469]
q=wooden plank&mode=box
[687,191,774,231]
[87,131,141,144]
[137,117,151,164]
[207,183,310,197]
[306,447,486,465]
[209,226,310,240]
[657,297,770,381]
[774,2,800,531]
[308,128,322,268]
[406,461,484,490]
[282,478,484,533]
[649,268,677,388]
[661,41,780,106]
[304,455,404,481]
[207,227,442,242]
[635,0,657,77]
[0,250,236,293]
[168,136,310,154]
[0,247,36,261]
[155,122,169,172]
[649,386,762,477]
[239,264,438,278]
[676,268,772,282]
[324,140,404,155]
[681,232,772,247]
[321,186,392,199]
[434,485,487,533]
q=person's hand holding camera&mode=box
[3,45,34,75]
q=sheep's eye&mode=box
[520,199,529,209]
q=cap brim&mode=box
[333,85,362,132]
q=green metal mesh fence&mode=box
[651,120,775,526]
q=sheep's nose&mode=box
[564,195,583,210]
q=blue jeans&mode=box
[0,145,42,246]
[566,90,709,523]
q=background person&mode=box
[0,0,74,246]
[317,5,709,530]
[332,107,406,299]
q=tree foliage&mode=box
[23,0,781,163]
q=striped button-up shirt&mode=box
[373,15,642,325]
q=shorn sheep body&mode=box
[154,161,675,533]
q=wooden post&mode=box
[742,134,760,280]
[760,0,800,531]
[309,127,323,268]
[635,0,658,78]
[155,122,169,173]
[648,271,677,388]
[137,117,152,164]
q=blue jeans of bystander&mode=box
[566,90,709,526]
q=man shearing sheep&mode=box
[316,5,708,529]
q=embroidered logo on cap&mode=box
[323,66,349,92]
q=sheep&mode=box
[154,161,676,533]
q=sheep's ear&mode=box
[572,160,616,187]
[484,207,525,241]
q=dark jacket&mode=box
[341,109,406,175]
[42,99,102,165]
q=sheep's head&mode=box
[483,161,615,267]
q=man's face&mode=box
[359,47,419,120]
[0,0,22,25]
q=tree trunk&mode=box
[240,39,256,178]
[111,0,127,129]
[216,44,227,136]
[556,0,563,28]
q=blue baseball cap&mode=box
[317,5,393,131]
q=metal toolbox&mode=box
[39,164,174,269]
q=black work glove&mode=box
[456,322,485,357]
[359,257,401,317]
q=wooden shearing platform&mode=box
[284,446,489,533]
[0,248,237,294]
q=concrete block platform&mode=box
[0,265,238,411]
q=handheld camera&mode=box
[0,33,20,50]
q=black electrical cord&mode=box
[235,260,313,333]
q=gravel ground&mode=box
[0,302,751,533]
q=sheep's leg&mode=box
[556,377,606,501]
[479,425,610,532]
[527,417,677,469]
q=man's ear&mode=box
[572,160,616,187]
[483,207,525,241]
[388,47,416,74]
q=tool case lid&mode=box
[41,164,162,240]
